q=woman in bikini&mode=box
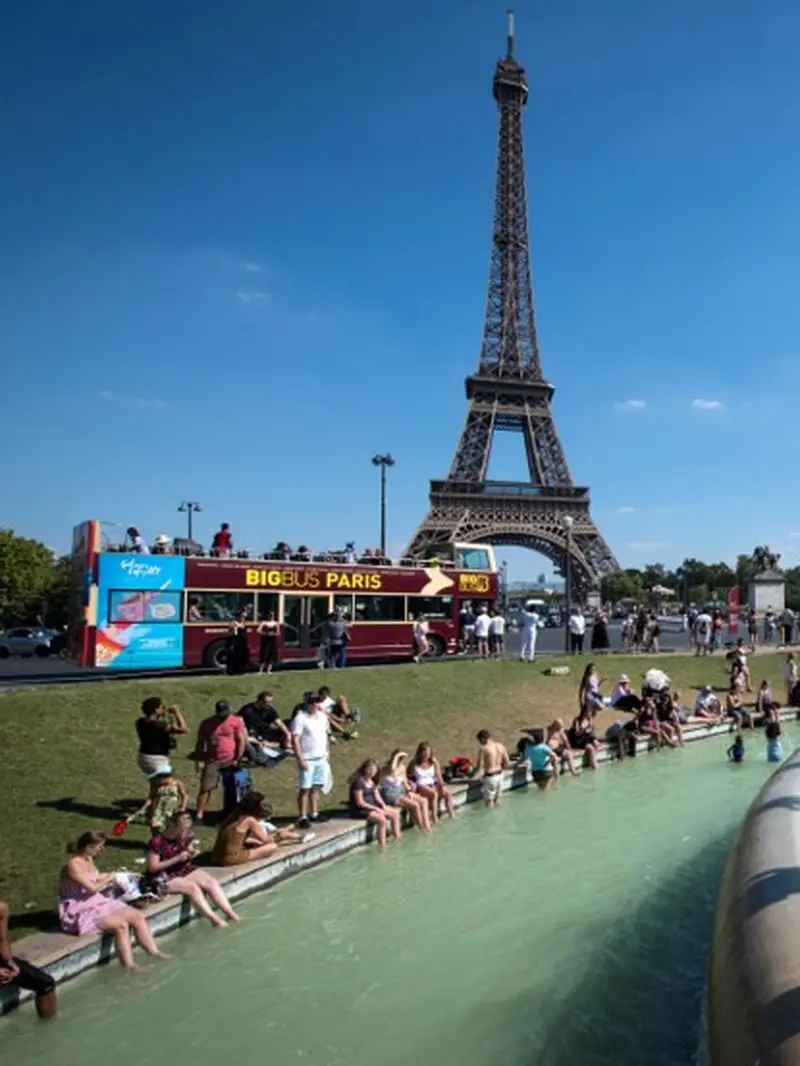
[409,743,455,824]
[379,750,432,831]
[567,711,599,770]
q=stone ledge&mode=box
[2,711,792,1017]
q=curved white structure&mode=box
[708,748,800,1065]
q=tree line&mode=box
[0,530,75,629]
[598,545,799,608]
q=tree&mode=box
[0,530,58,625]
[41,555,75,629]
[601,569,644,602]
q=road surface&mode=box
[0,620,699,689]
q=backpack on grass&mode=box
[221,767,253,814]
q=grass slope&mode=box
[1,653,784,939]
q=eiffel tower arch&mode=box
[405,12,618,592]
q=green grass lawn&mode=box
[1,652,786,940]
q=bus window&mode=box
[109,590,182,624]
[333,594,354,620]
[354,596,406,622]
[185,591,255,622]
[255,593,279,621]
[407,595,454,621]
[455,546,492,571]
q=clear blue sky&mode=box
[3,0,800,577]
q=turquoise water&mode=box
[5,727,795,1066]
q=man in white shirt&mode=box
[519,602,540,662]
[473,607,490,657]
[568,608,586,654]
[694,611,712,657]
[291,693,332,829]
[488,610,506,658]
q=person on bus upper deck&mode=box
[212,523,233,555]
[126,527,150,554]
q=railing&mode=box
[104,544,462,570]
[430,479,590,500]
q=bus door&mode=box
[282,595,330,658]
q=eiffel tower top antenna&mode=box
[506,9,515,58]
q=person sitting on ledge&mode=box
[567,710,599,770]
[635,697,678,748]
[145,811,240,927]
[693,685,724,724]
[409,743,455,823]
[525,728,559,790]
[211,792,310,866]
[59,831,170,972]
[654,691,685,747]
[0,900,58,1019]
[378,750,432,830]
[545,718,580,776]
[349,759,403,850]
[725,683,756,730]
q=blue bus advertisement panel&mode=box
[95,555,185,669]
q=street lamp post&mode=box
[371,454,395,557]
[562,515,574,654]
[178,501,202,541]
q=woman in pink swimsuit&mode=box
[59,831,169,971]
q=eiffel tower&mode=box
[405,12,618,591]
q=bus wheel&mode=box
[203,640,229,671]
[426,635,445,659]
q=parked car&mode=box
[0,627,58,659]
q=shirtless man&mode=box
[475,730,510,807]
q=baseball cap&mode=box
[618,674,630,683]
[215,700,231,715]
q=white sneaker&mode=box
[300,831,316,844]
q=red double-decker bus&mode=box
[70,521,499,671]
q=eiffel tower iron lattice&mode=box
[404,12,619,592]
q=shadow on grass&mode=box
[453,834,734,1066]
[36,796,145,821]
[8,909,57,934]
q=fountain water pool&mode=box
[5,725,794,1066]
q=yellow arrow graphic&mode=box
[420,569,456,596]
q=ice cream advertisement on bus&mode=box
[95,555,185,669]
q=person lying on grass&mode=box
[318,686,360,739]
[145,811,239,927]
[378,750,432,830]
[348,759,402,851]
[211,791,312,866]
[0,900,58,1019]
[409,743,455,823]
